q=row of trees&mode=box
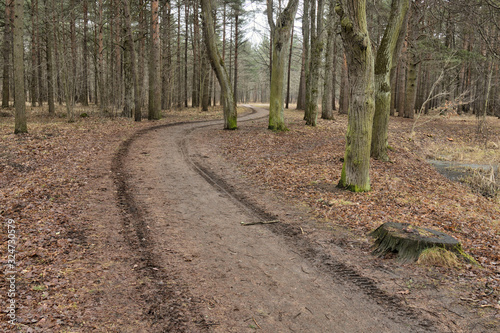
[4,0,499,191]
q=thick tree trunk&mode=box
[200,0,237,129]
[149,0,161,120]
[13,0,26,133]
[305,0,325,126]
[336,0,375,192]
[267,0,300,131]
[370,0,409,161]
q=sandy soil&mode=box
[107,106,451,332]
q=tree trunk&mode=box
[149,0,161,120]
[137,0,146,111]
[397,41,407,117]
[30,0,39,106]
[200,0,237,129]
[322,0,335,120]
[370,0,409,161]
[13,0,26,133]
[97,0,105,111]
[192,0,200,107]
[234,9,239,104]
[122,0,141,121]
[339,53,349,114]
[2,0,12,108]
[82,0,89,106]
[336,0,375,192]
[184,1,189,108]
[267,0,300,131]
[44,0,55,115]
[286,20,294,109]
[305,0,325,126]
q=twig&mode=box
[240,220,279,226]
[252,317,261,329]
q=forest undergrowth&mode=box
[0,104,499,331]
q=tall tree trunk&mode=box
[267,0,300,131]
[336,0,375,192]
[322,0,335,120]
[44,0,55,115]
[2,0,12,108]
[30,0,39,106]
[184,1,189,108]
[162,0,172,110]
[82,0,89,106]
[192,0,200,107]
[138,0,146,110]
[13,0,26,133]
[370,0,409,161]
[305,0,325,126]
[200,0,237,129]
[122,0,141,121]
[176,0,182,108]
[149,0,161,120]
[397,41,407,117]
[300,0,310,113]
[285,20,294,109]
[233,9,239,103]
[201,46,210,111]
[331,31,337,110]
[97,0,104,111]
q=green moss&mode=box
[225,116,238,130]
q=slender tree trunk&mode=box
[44,0,55,115]
[337,0,375,192]
[286,20,294,109]
[82,0,89,106]
[234,9,239,103]
[200,0,237,129]
[322,0,335,120]
[267,0,300,131]
[184,1,189,108]
[2,0,12,108]
[123,0,141,121]
[370,0,409,160]
[149,0,161,120]
[397,41,407,117]
[332,31,337,110]
[162,0,172,110]
[176,0,182,108]
[138,0,146,110]
[192,0,200,107]
[13,0,26,133]
[30,0,39,106]
[97,0,104,111]
[301,0,310,115]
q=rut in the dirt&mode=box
[112,106,439,332]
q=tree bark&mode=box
[44,0,55,115]
[149,0,161,120]
[82,0,89,106]
[339,53,349,114]
[30,0,39,106]
[122,0,141,121]
[370,0,409,161]
[305,0,325,126]
[200,0,237,129]
[285,20,294,109]
[322,0,336,120]
[13,0,26,133]
[336,0,375,192]
[267,0,300,131]
[2,0,12,108]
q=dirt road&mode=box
[112,106,436,332]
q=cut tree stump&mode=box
[369,222,462,262]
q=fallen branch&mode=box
[240,220,279,226]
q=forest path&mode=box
[116,106,427,332]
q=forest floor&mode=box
[0,104,499,332]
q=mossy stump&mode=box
[369,222,462,262]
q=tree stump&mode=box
[369,222,462,262]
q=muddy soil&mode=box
[107,106,465,332]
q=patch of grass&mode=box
[31,284,47,291]
[417,247,460,267]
